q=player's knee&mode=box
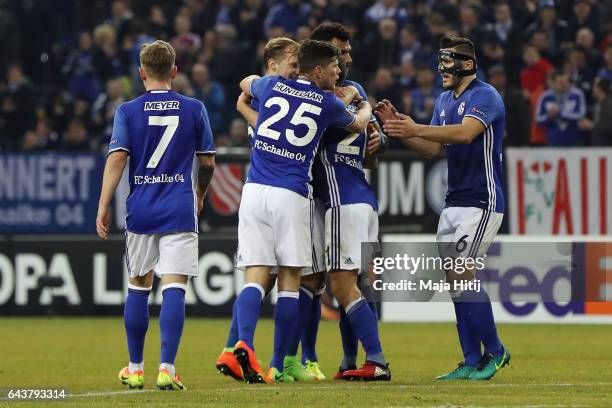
[129,271,154,289]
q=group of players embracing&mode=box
[99,20,510,391]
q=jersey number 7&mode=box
[146,115,179,169]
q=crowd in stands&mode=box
[1,0,611,153]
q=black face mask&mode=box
[437,49,477,77]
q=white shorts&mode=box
[125,231,198,278]
[237,183,312,268]
[436,207,503,259]
[325,203,379,273]
[302,198,326,276]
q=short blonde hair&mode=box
[263,37,299,69]
[139,40,176,80]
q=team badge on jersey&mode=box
[457,102,465,115]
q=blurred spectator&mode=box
[22,117,59,151]
[488,65,531,146]
[526,0,569,60]
[567,0,598,43]
[365,0,408,28]
[575,28,602,69]
[92,24,129,83]
[192,63,226,133]
[60,118,90,151]
[580,77,612,146]
[370,67,401,109]
[398,59,416,90]
[208,25,242,90]
[357,18,400,76]
[171,13,202,70]
[563,46,595,102]
[216,0,241,28]
[521,44,554,98]
[227,118,250,147]
[0,1,20,79]
[62,32,100,102]
[400,24,436,69]
[536,70,586,146]
[92,78,126,145]
[148,6,169,40]
[597,45,612,81]
[110,0,133,46]
[458,5,485,43]
[487,2,525,86]
[171,72,195,98]
[185,0,217,36]
[264,0,310,38]
[410,65,441,124]
[0,64,35,150]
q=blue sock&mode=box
[225,300,239,349]
[236,284,264,350]
[124,288,150,365]
[288,287,312,357]
[338,305,358,369]
[270,291,299,371]
[453,299,481,367]
[160,287,185,365]
[346,298,385,366]
[301,291,321,364]
[459,288,504,356]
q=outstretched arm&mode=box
[375,99,442,158]
[97,151,128,239]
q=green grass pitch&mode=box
[2,317,611,407]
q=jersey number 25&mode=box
[257,96,321,147]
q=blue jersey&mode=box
[247,76,356,198]
[432,79,505,213]
[313,80,378,210]
[247,97,259,142]
[109,90,216,234]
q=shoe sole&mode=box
[157,382,184,390]
[216,363,243,381]
[234,347,266,384]
[343,373,391,382]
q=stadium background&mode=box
[0,1,611,405]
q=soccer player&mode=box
[234,39,371,383]
[215,37,300,382]
[376,36,510,380]
[309,23,391,381]
[96,40,216,390]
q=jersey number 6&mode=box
[257,96,322,147]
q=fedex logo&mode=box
[479,242,612,317]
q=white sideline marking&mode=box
[70,382,612,398]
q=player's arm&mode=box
[375,99,442,158]
[239,75,261,97]
[335,85,362,107]
[385,113,484,145]
[196,102,217,215]
[196,154,215,214]
[236,92,258,127]
[345,100,372,134]
[97,151,128,239]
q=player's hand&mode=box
[384,113,419,139]
[374,99,398,124]
[237,92,252,107]
[96,205,110,240]
[366,123,381,155]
